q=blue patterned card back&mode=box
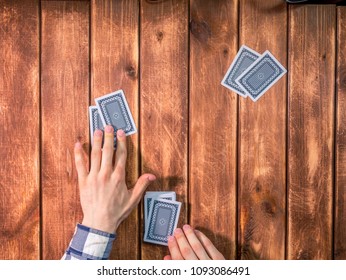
[221,45,260,97]
[235,51,287,101]
[95,90,137,136]
[144,199,181,246]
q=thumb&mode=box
[129,173,156,205]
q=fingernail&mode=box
[174,228,182,235]
[117,129,125,137]
[147,174,156,181]
[94,129,103,137]
[75,142,82,148]
[168,236,174,242]
[183,224,191,231]
[105,125,113,133]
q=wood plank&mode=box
[91,0,139,260]
[335,6,346,260]
[190,0,238,259]
[41,1,89,259]
[288,5,335,260]
[140,0,188,260]
[0,0,40,260]
[238,0,287,260]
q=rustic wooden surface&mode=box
[140,0,189,260]
[1,0,346,260]
[335,6,346,260]
[189,0,238,260]
[0,0,40,260]
[41,1,89,259]
[288,5,335,259]
[238,0,287,260]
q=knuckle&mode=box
[191,242,204,253]
[103,145,114,154]
[91,147,100,157]
[116,148,127,159]
[203,239,213,249]
[113,167,125,179]
[98,170,111,182]
[86,176,97,187]
[181,246,193,257]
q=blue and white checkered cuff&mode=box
[62,224,116,260]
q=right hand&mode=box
[163,224,225,260]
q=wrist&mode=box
[81,218,118,234]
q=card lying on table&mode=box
[222,45,287,101]
[144,192,176,232]
[221,45,260,98]
[235,50,287,102]
[95,90,137,136]
[89,90,137,147]
[88,106,104,145]
[144,198,181,246]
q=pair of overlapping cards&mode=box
[143,191,181,246]
[221,45,287,101]
[88,90,137,146]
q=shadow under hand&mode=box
[194,226,236,260]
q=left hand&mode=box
[74,125,156,233]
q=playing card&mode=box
[144,192,176,232]
[144,198,181,246]
[95,90,137,136]
[221,45,261,97]
[235,50,287,102]
[88,106,104,145]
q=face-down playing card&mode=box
[144,192,176,232]
[235,50,287,102]
[95,90,137,136]
[221,45,261,97]
[89,106,104,146]
[144,199,181,246]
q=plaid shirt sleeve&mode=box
[61,224,116,260]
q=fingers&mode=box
[114,130,127,175]
[100,125,115,171]
[181,225,210,260]
[90,129,103,173]
[194,230,225,260]
[173,228,198,260]
[129,174,156,205]
[74,142,88,181]
[163,255,172,260]
[167,236,184,260]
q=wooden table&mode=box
[0,0,345,260]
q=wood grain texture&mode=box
[287,5,335,260]
[189,0,238,259]
[91,0,139,260]
[238,0,287,260]
[335,6,346,260]
[0,0,40,260]
[140,0,188,260]
[41,1,89,259]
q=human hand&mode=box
[164,224,225,260]
[74,125,156,234]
